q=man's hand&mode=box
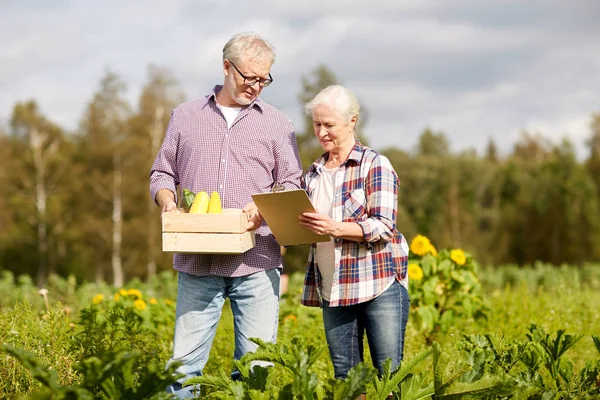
[243,202,263,231]
[162,201,178,213]
[156,189,177,214]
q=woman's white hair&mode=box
[222,32,276,65]
[304,85,360,126]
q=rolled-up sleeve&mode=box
[356,154,398,243]
[149,109,180,203]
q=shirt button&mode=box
[225,134,229,138]
[219,185,223,189]
[222,159,225,163]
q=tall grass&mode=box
[1,264,599,398]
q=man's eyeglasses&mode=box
[228,60,273,88]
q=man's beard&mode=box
[228,74,254,106]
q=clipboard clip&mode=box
[271,183,285,193]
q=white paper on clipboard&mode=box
[251,189,330,246]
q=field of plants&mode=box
[1,237,599,399]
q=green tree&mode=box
[0,126,12,271]
[380,147,417,242]
[539,140,600,263]
[417,128,449,157]
[389,154,447,248]
[130,65,185,279]
[485,137,499,163]
[78,70,132,286]
[512,131,552,164]
[496,138,600,264]
[8,101,72,285]
[391,128,452,249]
[586,113,600,196]
[2,68,600,282]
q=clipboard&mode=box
[251,189,330,246]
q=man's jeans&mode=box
[322,280,410,379]
[165,269,280,399]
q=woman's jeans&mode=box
[165,269,280,399]
[322,280,410,379]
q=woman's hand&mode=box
[299,212,340,237]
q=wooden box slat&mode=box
[162,208,247,233]
[162,231,255,254]
[161,209,255,254]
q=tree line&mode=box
[1,64,599,286]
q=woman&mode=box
[298,85,410,388]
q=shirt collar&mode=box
[207,85,265,112]
[308,140,365,175]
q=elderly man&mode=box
[150,32,302,398]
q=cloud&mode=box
[1,0,598,159]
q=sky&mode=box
[1,0,599,158]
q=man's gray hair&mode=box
[222,32,276,65]
[305,85,361,125]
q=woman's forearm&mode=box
[330,221,364,242]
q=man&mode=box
[150,32,302,398]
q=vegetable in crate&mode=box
[182,188,196,209]
[189,191,210,214]
[207,191,222,214]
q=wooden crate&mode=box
[162,209,255,254]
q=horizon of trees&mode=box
[1,64,599,287]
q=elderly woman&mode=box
[298,85,410,388]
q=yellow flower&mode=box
[408,263,424,281]
[163,299,174,306]
[119,288,128,296]
[410,235,432,256]
[133,299,147,311]
[127,288,143,299]
[428,245,438,256]
[114,293,120,301]
[282,314,297,324]
[149,297,158,305]
[92,294,104,305]
[450,249,467,266]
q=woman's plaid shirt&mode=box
[300,142,409,307]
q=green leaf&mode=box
[400,371,435,400]
[415,305,439,334]
[182,188,195,209]
[435,377,516,399]
[591,336,600,355]
[371,348,433,399]
[2,344,63,392]
[331,362,375,400]
[392,347,434,384]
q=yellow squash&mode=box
[207,191,222,214]
[189,191,209,214]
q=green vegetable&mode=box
[182,188,196,209]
